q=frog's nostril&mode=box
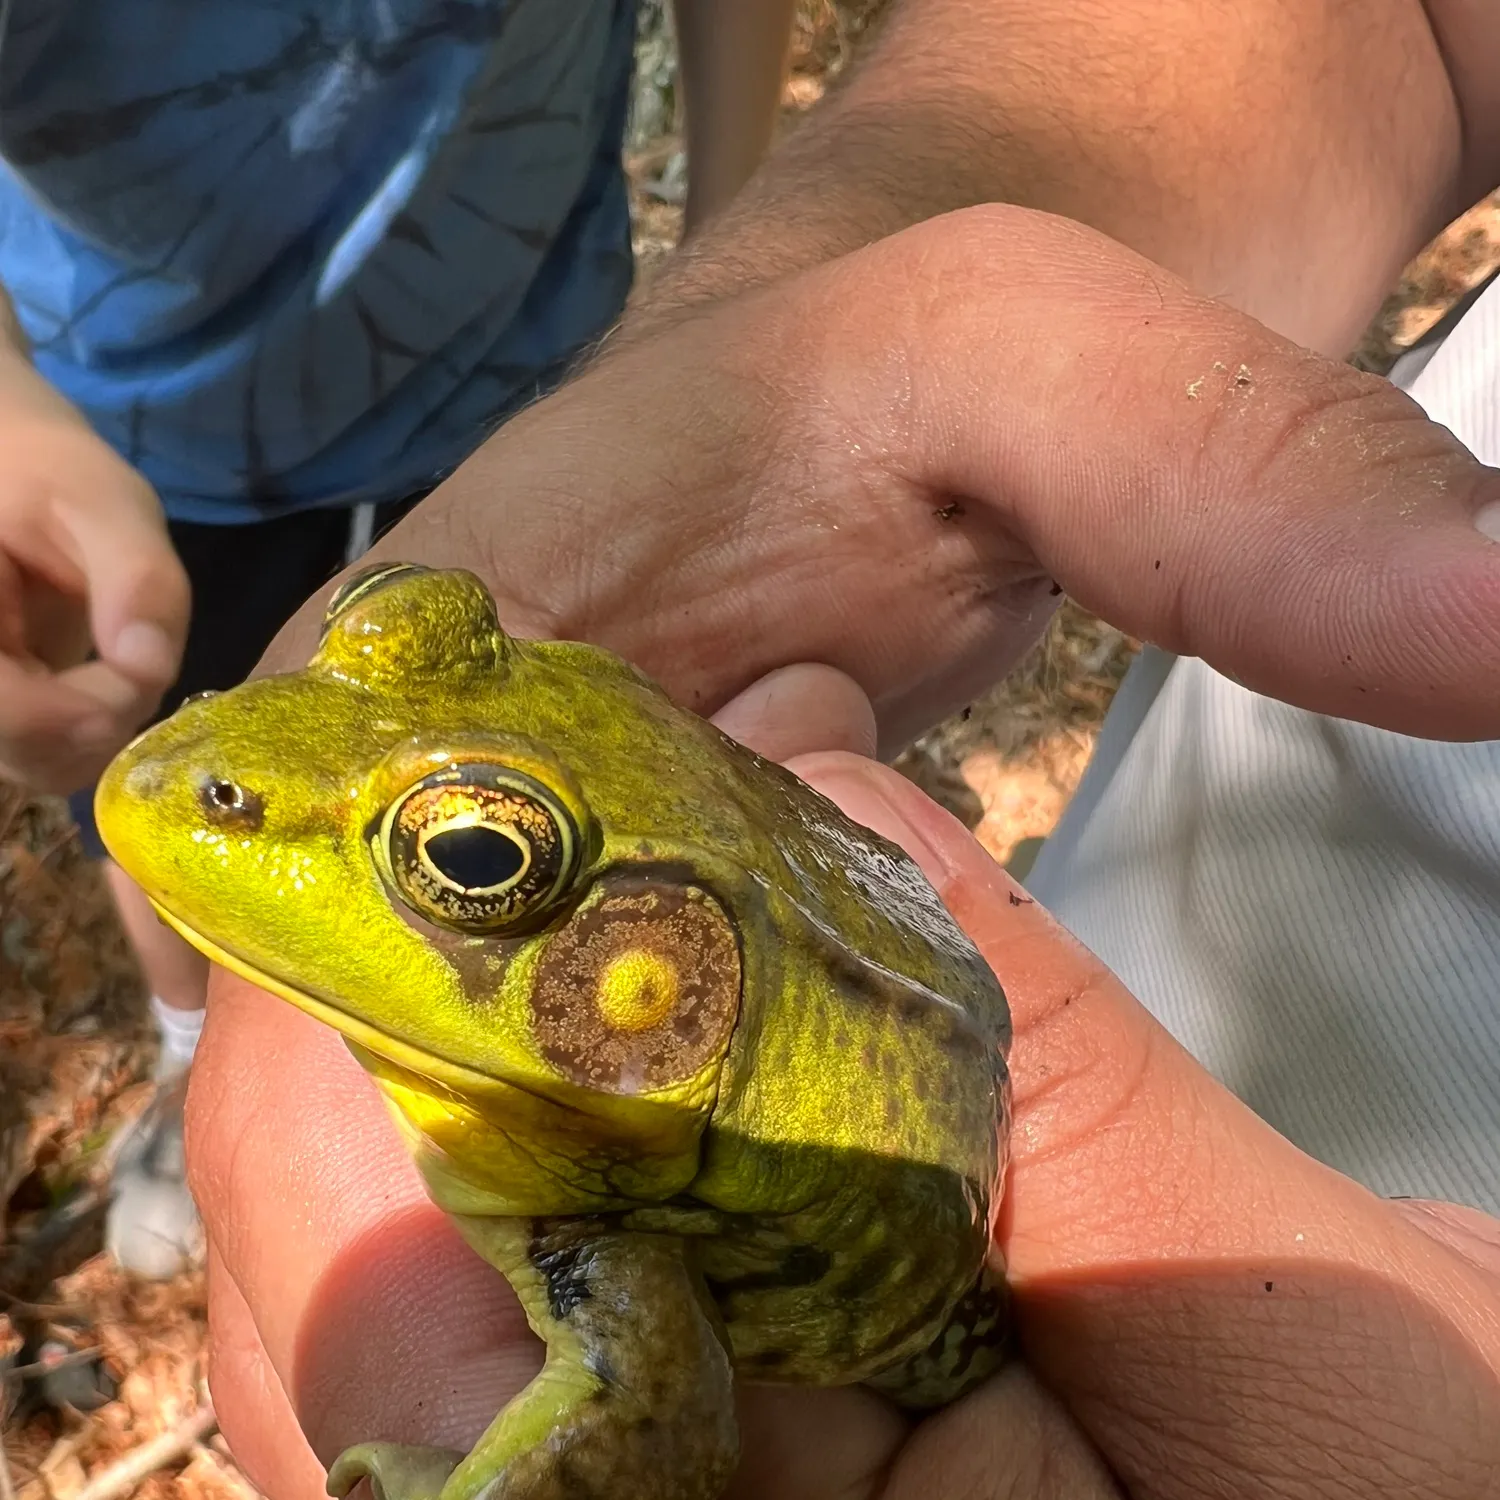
[198,777,265,831]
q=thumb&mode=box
[788,206,1500,742]
[52,469,190,692]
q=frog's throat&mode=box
[148,899,501,1098]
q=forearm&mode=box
[631,0,1468,356]
[673,0,795,233]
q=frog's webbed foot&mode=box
[326,1443,462,1500]
[427,1217,737,1500]
[864,1263,1014,1410]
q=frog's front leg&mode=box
[327,1215,738,1500]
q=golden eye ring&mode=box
[380,763,580,933]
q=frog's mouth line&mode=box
[147,898,507,1098]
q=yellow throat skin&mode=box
[96,563,1014,1500]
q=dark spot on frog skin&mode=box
[743,1348,794,1370]
[819,945,995,1068]
[835,1249,898,1304]
[871,1280,961,1359]
[896,994,928,1025]
[708,1244,833,1296]
[947,1301,1014,1382]
[432,932,516,1001]
[1265,1281,1274,1293]
[551,1454,596,1500]
[1008,892,1033,906]
[530,1234,594,1320]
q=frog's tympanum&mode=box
[96,565,1013,1500]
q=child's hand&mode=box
[0,318,189,794]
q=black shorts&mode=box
[68,495,425,859]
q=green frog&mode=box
[95,563,1013,1500]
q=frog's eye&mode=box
[323,562,431,632]
[380,763,580,933]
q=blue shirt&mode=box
[0,0,637,521]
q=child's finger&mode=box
[50,477,190,691]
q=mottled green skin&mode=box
[95,566,1012,1500]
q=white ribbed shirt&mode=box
[1028,280,1500,1212]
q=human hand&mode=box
[0,326,189,793]
[186,738,1500,1500]
[254,205,1500,752]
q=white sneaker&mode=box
[105,1072,204,1280]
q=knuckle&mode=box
[117,545,191,628]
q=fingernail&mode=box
[796,755,972,886]
[1477,503,1500,542]
[112,621,178,683]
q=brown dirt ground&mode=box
[3,13,1498,1496]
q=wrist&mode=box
[620,0,1460,359]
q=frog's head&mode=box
[95,565,747,1210]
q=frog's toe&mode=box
[326,1443,464,1500]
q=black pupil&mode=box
[426,825,525,891]
[207,780,240,808]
